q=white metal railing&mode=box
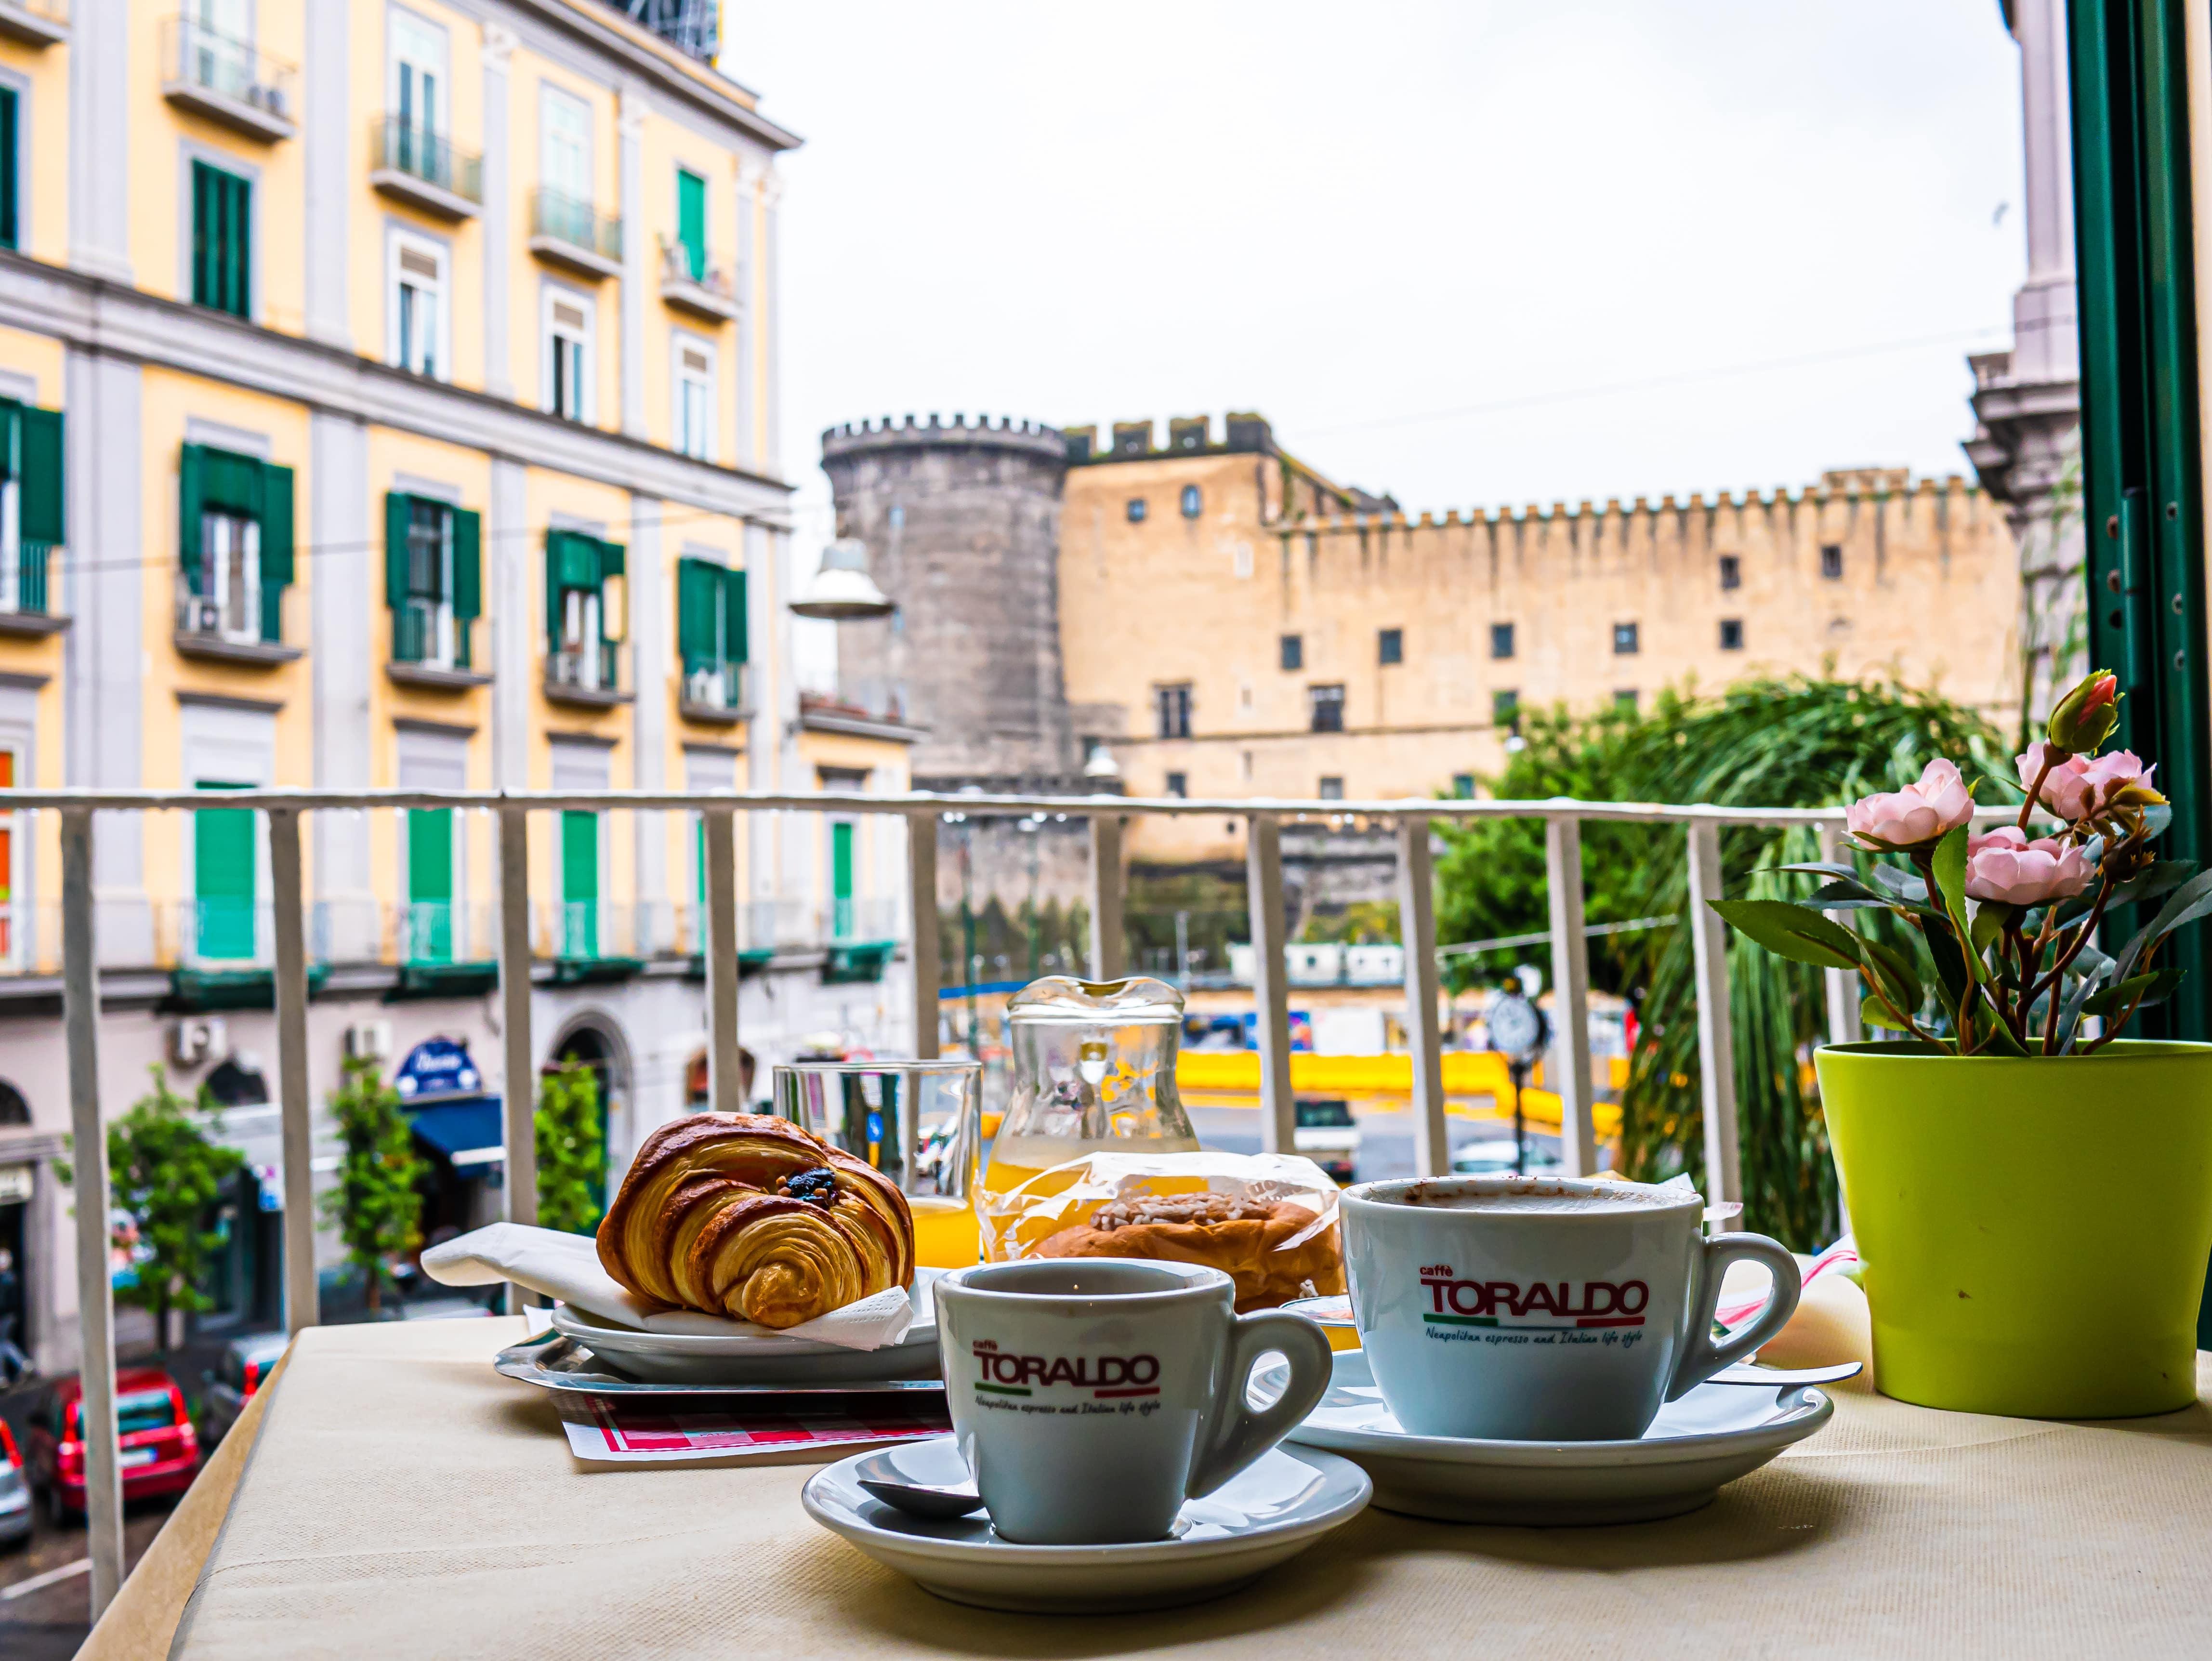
[37,783,1980,1617]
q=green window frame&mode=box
[544,529,626,649]
[830,822,855,940]
[0,399,64,614]
[405,807,454,963]
[0,85,18,252]
[190,159,252,319]
[180,443,294,644]
[676,556,747,706]
[384,492,482,667]
[560,809,600,958]
[194,782,256,961]
[676,167,706,280]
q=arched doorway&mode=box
[548,1016,631,1209]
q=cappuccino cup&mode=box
[935,1259,1334,1544]
[1341,1176,1801,1441]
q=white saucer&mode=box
[1282,1351,1832,1525]
[550,1270,942,1384]
[801,1437,1372,1613]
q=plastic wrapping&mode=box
[977,1149,1346,1306]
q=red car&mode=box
[27,1368,199,1522]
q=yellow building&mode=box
[0,0,917,1366]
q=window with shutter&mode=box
[560,810,599,957]
[545,530,624,693]
[677,168,706,280]
[0,87,17,252]
[191,160,252,319]
[0,402,60,616]
[194,782,257,961]
[676,557,746,712]
[406,807,454,962]
[830,822,855,940]
[181,443,287,645]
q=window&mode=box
[1490,621,1515,660]
[1451,773,1475,799]
[405,806,455,962]
[1126,498,1147,524]
[674,338,715,459]
[541,85,592,208]
[1280,633,1303,672]
[383,492,481,669]
[545,290,592,421]
[180,444,294,645]
[560,808,600,957]
[1378,628,1403,666]
[1154,683,1192,739]
[829,820,856,939]
[1612,621,1639,655]
[389,6,448,181]
[1318,776,1345,802]
[1493,689,1520,731]
[676,166,707,281]
[191,159,252,318]
[1164,771,1188,798]
[194,780,256,961]
[1720,618,1745,651]
[1180,484,1202,518]
[1309,684,1345,733]
[0,85,17,251]
[0,399,65,617]
[545,528,626,693]
[677,555,748,711]
[1820,543,1843,580]
[1718,554,1741,591]
[1615,689,1639,713]
[389,233,447,379]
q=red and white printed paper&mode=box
[556,1394,951,1467]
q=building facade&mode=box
[0,0,917,1372]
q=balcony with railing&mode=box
[389,601,488,690]
[0,539,67,636]
[544,638,626,707]
[678,658,746,725]
[528,188,624,280]
[0,0,66,49]
[657,235,743,322]
[175,581,299,666]
[369,116,483,220]
[160,15,296,142]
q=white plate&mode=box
[1281,1350,1832,1525]
[802,1437,1371,1613]
[550,1269,942,1385]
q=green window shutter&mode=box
[677,169,706,280]
[18,407,63,547]
[194,784,257,961]
[695,817,706,906]
[191,162,251,318]
[0,86,18,251]
[560,809,599,957]
[0,400,17,482]
[546,532,578,647]
[408,808,454,901]
[677,556,716,670]
[723,568,748,665]
[179,444,206,595]
[596,538,625,580]
[832,822,854,901]
[258,462,294,643]
[383,492,412,611]
[451,508,482,620]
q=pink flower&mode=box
[2019,743,2162,821]
[1845,759,1975,849]
[1963,826,2092,907]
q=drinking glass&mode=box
[771,1059,984,1268]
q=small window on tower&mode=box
[1180,485,1202,518]
[1126,498,1148,524]
[1451,773,1475,799]
[1318,777,1345,802]
[1613,622,1640,655]
[1378,628,1403,666]
[1164,771,1188,798]
[1309,684,1345,733]
[1280,634,1303,672]
[1490,622,1515,660]
[1720,619,1745,651]
[1493,689,1520,732]
[1154,683,1193,739]
[1718,554,1741,591]
[1820,544,1843,580]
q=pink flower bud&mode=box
[1963,826,2092,907]
[1845,758,1975,850]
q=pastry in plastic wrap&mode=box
[596,1112,913,1328]
[1032,1189,1345,1312]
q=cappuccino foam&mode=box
[1390,1182,1682,1214]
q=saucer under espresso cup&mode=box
[933,1259,1335,1545]
[1340,1175,1802,1441]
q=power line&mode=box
[1298,324,2012,440]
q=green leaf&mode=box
[2084,967,2186,1016]
[1969,900,2014,959]
[1807,880,1889,907]
[1770,862,1863,882]
[1931,825,1969,921]
[2117,869,2212,983]
[1868,864,1930,901]
[1708,897,1863,972]
[1858,935,1924,1019]
[1923,923,1971,1021]
[1976,1010,2030,1056]
[1860,995,1917,1033]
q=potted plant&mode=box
[1711,670,2212,1417]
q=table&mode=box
[86,1318,2212,1659]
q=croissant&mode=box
[596,1112,914,1328]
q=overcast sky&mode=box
[726,0,2026,574]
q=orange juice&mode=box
[909,1195,981,1269]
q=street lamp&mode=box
[789,537,894,620]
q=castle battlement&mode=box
[821,411,1066,462]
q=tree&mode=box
[66,1068,245,1352]
[320,1055,426,1314]
[536,1059,604,1235]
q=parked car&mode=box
[199,1331,291,1450]
[1452,1138,1565,1177]
[1293,1098,1361,1184]
[27,1368,198,1522]
[0,1419,28,1548]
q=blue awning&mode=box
[407,1098,505,1169]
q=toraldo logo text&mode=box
[1418,1265,1647,1330]
[968,1338,1161,1399]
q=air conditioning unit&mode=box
[170,1016,227,1067]
[550,649,582,686]
[344,1020,394,1062]
[189,599,221,634]
[685,667,721,706]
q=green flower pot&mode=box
[1817,1039,2212,1418]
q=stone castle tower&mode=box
[821,414,1078,790]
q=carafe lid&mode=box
[1005,975,1184,1025]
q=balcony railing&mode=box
[545,640,623,703]
[394,601,471,672]
[369,116,484,217]
[528,188,623,277]
[679,659,744,719]
[0,0,67,50]
[657,236,742,321]
[160,15,296,141]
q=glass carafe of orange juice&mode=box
[980,976,1200,1258]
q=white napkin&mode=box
[420,1221,918,1351]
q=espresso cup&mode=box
[1341,1175,1801,1442]
[934,1259,1335,1544]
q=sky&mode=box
[724,0,2027,614]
